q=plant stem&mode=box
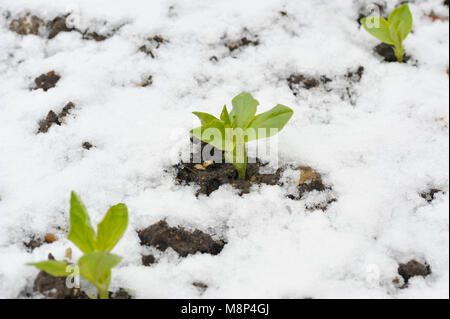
[393,44,405,63]
[225,146,247,179]
[99,288,109,299]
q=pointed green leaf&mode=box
[361,16,395,45]
[96,204,128,252]
[28,260,70,277]
[229,93,259,129]
[220,105,231,125]
[245,104,294,142]
[192,112,219,126]
[68,192,97,254]
[190,119,226,150]
[389,3,412,42]
[78,251,122,299]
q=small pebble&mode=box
[44,233,57,243]
[194,164,206,170]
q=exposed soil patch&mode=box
[140,75,153,87]
[9,14,113,41]
[175,139,281,196]
[37,102,75,134]
[24,234,57,251]
[287,74,331,96]
[33,254,132,299]
[142,254,156,266]
[33,71,61,91]
[9,14,44,35]
[374,43,411,63]
[24,237,44,251]
[288,66,363,104]
[420,188,442,203]
[139,35,168,58]
[176,160,282,196]
[226,36,259,52]
[175,140,332,201]
[298,166,326,197]
[343,66,365,104]
[193,282,208,294]
[138,220,225,257]
[286,166,335,210]
[345,66,365,82]
[398,260,431,285]
[82,142,93,150]
[222,29,259,55]
[47,16,74,39]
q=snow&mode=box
[0,0,448,299]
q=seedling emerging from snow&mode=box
[28,192,128,299]
[191,92,294,179]
[361,3,413,62]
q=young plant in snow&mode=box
[191,92,294,179]
[28,192,128,299]
[361,3,413,62]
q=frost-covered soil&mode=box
[0,0,449,299]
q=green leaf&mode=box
[96,204,128,252]
[361,16,395,45]
[68,192,97,254]
[190,119,226,150]
[78,251,122,299]
[246,104,294,142]
[220,105,231,125]
[28,260,70,277]
[192,112,219,126]
[229,93,259,129]
[389,3,412,42]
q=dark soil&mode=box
[10,14,111,41]
[420,188,442,203]
[34,71,60,91]
[24,237,44,251]
[139,35,168,58]
[38,102,75,133]
[9,14,43,35]
[175,140,331,200]
[343,66,365,104]
[287,74,331,96]
[82,31,108,41]
[193,282,208,293]
[374,43,410,63]
[176,139,284,196]
[142,254,156,266]
[138,220,225,257]
[33,254,132,299]
[288,66,364,104]
[34,269,87,299]
[47,16,73,39]
[140,75,153,87]
[82,142,93,150]
[176,160,282,196]
[226,36,259,52]
[398,260,431,285]
[109,288,132,299]
[346,66,365,82]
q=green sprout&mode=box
[190,92,294,179]
[28,192,128,299]
[361,3,413,62]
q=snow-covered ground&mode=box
[0,0,448,299]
